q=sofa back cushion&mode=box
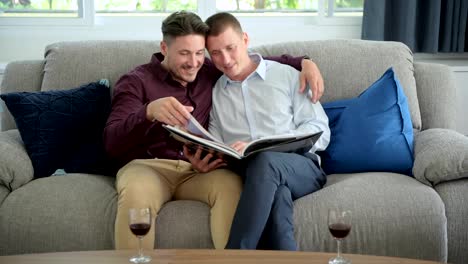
[3,39,421,132]
[41,40,160,93]
[252,39,421,130]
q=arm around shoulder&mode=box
[264,54,303,71]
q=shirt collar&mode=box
[219,53,266,88]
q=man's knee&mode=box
[250,152,278,166]
[117,164,168,202]
[119,178,159,197]
[205,169,243,193]
[245,152,282,185]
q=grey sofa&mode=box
[1,40,467,264]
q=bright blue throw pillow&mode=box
[0,80,113,178]
[319,68,414,176]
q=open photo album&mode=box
[163,115,323,160]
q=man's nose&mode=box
[221,52,230,65]
[188,54,198,66]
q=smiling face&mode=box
[160,34,206,87]
[206,26,251,81]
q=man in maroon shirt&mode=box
[104,11,325,251]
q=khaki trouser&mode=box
[114,159,242,250]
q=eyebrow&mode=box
[179,49,205,53]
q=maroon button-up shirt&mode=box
[103,53,303,167]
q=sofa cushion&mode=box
[294,172,447,260]
[0,174,117,254]
[318,68,414,175]
[413,128,468,186]
[0,80,112,178]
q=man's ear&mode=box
[160,41,168,56]
[243,32,250,46]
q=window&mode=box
[0,0,92,25]
[332,0,364,16]
[0,0,79,17]
[216,0,320,13]
[0,0,363,25]
[95,0,197,14]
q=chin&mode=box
[183,76,197,83]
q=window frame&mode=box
[0,0,94,26]
[0,0,362,27]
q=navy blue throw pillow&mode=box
[0,80,113,178]
[318,68,414,176]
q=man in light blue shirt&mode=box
[190,12,331,250]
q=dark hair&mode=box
[205,12,243,37]
[161,11,209,44]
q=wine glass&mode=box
[128,208,152,263]
[328,209,352,264]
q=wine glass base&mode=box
[329,256,351,264]
[129,255,152,263]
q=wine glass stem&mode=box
[138,237,143,258]
[337,239,342,258]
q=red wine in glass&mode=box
[328,223,351,239]
[130,223,151,237]
[328,209,352,264]
[128,208,152,264]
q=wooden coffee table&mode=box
[0,249,445,264]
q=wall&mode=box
[454,70,468,135]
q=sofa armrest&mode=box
[413,128,468,186]
[0,130,34,192]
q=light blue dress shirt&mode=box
[209,53,330,153]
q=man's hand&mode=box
[230,141,248,153]
[146,96,194,126]
[183,145,226,173]
[299,58,324,103]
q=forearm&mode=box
[264,54,305,71]
[292,77,330,151]
[294,120,330,152]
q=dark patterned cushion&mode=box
[0,80,113,178]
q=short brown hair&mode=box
[205,12,243,37]
[161,11,209,44]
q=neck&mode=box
[231,56,258,81]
